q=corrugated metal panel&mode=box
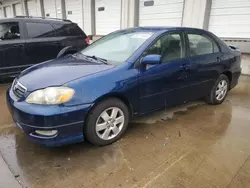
[4,6,12,18]
[27,0,39,16]
[209,0,250,38]
[43,0,57,18]
[65,0,83,29]
[14,3,23,16]
[139,0,184,26]
[95,0,122,35]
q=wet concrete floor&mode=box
[0,76,250,188]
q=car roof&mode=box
[125,26,207,33]
[0,16,73,24]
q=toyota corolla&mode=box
[6,27,241,146]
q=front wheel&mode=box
[84,98,129,146]
[205,74,229,105]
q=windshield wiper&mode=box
[84,55,110,65]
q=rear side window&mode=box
[53,23,85,37]
[214,42,220,53]
[0,22,20,41]
[187,34,214,56]
[26,22,56,38]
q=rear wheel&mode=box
[205,74,229,105]
[84,98,129,146]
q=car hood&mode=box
[17,55,115,91]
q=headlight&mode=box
[26,87,75,105]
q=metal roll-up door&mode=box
[139,0,184,27]
[14,3,23,16]
[27,0,39,16]
[95,0,122,35]
[43,0,57,18]
[65,0,83,29]
[4,6,12,18]
[209,0,250,38]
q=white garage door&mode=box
[65,0,83,29]
[27,0,38,16]
[4,6,12,18]
[209,0,250,38]
[43,0,57,18]
[14,3,23,16]
[139,0,184,27]
[95,0,122,35]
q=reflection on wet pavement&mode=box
[0,76,250,188]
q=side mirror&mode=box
[141,54,161,65]
[57,46,78,58]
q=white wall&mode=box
[0,8,3,18]
[55,0,63,18]
[83,0,94,35]
[121,0,138,29]
[182,0,210,28]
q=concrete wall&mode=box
[55,0,63,19]
[182,0,211,28]
[83,0,95,36]
[121,0,139,29]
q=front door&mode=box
[0,21,26,78]
[138,32,191,114]
[24,22,61,65]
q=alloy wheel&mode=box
[95,107,125,140]
[215,80,228,101]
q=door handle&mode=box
[217,57,221,63]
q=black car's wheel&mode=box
[84,98,129,146]
[205,74,230,105]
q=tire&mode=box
[84,98,129,146]
[205,74,230,105]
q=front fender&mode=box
[64,64,140,113]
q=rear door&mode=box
[53,23,88,50]
[0,21,27,78]
[185,31,223,100]
[24,21,61,65]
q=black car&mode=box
[0,16,89,80]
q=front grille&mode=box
[12,80,27,100]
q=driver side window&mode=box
[143,33,185,63]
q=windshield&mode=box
[81,31,154,64]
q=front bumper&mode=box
[6,88,93,146]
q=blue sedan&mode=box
[7,27,241,146]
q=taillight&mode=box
[85,37,90,44]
